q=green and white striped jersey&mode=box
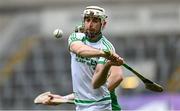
[68,32,115,111]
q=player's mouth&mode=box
[87,29,95,32]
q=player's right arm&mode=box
[68,33,118,59]
[70,41,106,58]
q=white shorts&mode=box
[76,103,112,111]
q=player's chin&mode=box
[88,31,98,35]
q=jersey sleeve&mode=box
[68,33,84,45]
[97,38,116,64]
[68,32,85,51]
[101,38,115,52]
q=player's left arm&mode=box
[91,62,112,89]
[107,66,123,91]
[91,56,123,89]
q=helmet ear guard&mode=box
[101,21,107,30]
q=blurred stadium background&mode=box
[0,0,180,110]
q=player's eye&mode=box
[92,19,98,23]
[92,18,100,23]
[84,17,91,22]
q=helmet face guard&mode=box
[82,6,107,37]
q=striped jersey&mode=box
[68,32,115,111]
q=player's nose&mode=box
[87,20,93,28]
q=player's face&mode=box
[84,16,101,36]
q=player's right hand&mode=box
[107,52,124,66]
